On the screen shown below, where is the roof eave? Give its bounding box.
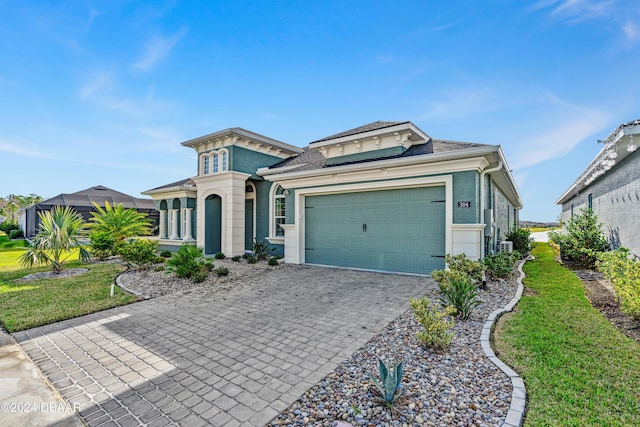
[309,121,430,149]
[181,128,304,154]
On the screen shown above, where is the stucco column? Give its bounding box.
[169,209,179,240]
[158,210,167,239]
[183,208,193,240]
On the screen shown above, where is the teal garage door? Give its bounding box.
[304,186,446,274]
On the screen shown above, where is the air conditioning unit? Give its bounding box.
[499,241,513,253]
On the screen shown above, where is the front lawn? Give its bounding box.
[493,243,640,426]
[0,257,138,332]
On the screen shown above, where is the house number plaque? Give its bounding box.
[457,201,472,208]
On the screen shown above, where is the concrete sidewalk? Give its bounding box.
[0,328,84,427]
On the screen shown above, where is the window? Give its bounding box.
[203,156,210,175]
[274,185,286,237]
[221,151,228,171]
[588,194,593,209]
[213,154,219,173]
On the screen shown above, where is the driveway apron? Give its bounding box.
[13,265,433,427]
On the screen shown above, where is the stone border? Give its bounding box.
[480,255,533,427]
[114,270,152,300]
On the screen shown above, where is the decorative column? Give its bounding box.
[159,210,167,239]
[183,208,193,240]
[169,209,179,239]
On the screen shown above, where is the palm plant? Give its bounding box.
[19,206,91,273]
[88,201,152,242]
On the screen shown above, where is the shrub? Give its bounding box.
[116,239,158,270]
[246,256,257,264]
[410,297,456,350]
[214,267,229,277]
[154,264,165,272]
[483,251,520,279]
[89,231,116,260]
[367,358,405,406]
[88,201,152,241]
[439,277,482,320]
[550,208,609,268]
[268,256,279,266]
[0,220,19,234]
[597,249,640,319]
[191,268,209,283]
[165,244,213,282]
[8,228,24,239]
[252,240,275,260]
[231,255,242,262]
[214,252,226,260]
[505,225,533,257]
[431,253,484,285]
[160,250,172,258]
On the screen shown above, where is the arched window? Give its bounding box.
[273,185,286,237]
[221,150,228,171]
[213,154,219,173]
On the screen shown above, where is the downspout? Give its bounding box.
[480,161,503,259]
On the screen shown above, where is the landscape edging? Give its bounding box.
[480,255,533,427]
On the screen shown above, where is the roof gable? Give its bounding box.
[38,186,156,210]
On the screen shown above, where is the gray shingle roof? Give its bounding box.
[37,186,156,210]
[311,121,410,143]
[145,178,196,192]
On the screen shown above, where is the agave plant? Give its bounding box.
[367,358,405,406]
[19,206,91,273]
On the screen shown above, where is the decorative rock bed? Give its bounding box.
[271,276,520,427]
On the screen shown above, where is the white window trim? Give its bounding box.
[200,148,230,176]
[267,183,286,244]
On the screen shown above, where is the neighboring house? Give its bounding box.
[557,118,640,255]
[143,121,522,275]
[21,185,159,238]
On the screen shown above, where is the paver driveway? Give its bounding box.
[13,265,433,427]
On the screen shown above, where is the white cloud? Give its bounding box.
[0,139,62,160]
[79,72,112,99]
[422,87,501,120]
[509,102,611,170]
[622,21,639,41]
[532,0,615,22]
[132,27,188,72]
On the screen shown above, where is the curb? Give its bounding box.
[114,270,151,300]
[480,255,533,427]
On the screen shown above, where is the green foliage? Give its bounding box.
[505,225,533,257]
[214,252,226,260]
[19,206,91,273]
[8,229,24,239]
[0,220,19,234]
[165,243,213,282]
[0,194,42,223]
[432,254,484,285]
[231,255,242,262]
[242,253,250,259]
[252,239,275,260]
[410,297,456,350]
[483,251,521,279]
[246,256,257,264]
[268,256,279,266]
[549,208,609,268]
[439,277,482,320]
[597,249,640,319]
[160,250,172,258]
[214,267,229,277]
[116,239,158,270]
[367,358,405,406]
[89,231,116,260]
[88,201,152,242]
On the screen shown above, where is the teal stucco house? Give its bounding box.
[143,121,522,275]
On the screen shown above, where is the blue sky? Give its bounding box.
[1,0,639,222]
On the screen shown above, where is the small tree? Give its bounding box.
[550,207,609,268]
[88,201,152,242]
[19,206,91,273]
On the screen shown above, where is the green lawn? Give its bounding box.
[494,243,640,426]
[0,244,139,332]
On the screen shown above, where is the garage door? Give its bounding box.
[304,186,446,274]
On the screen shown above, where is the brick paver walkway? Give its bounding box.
[13,265,432,426]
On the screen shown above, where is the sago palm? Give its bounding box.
[88,201,152,241]
[20,206,91,273]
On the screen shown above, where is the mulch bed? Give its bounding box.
[573,269,640,345]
